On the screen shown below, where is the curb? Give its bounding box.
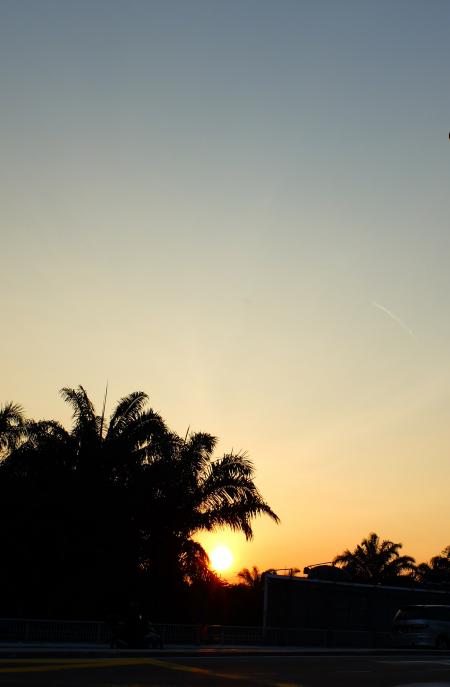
[0,646,446,659]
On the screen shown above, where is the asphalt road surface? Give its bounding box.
[2,654,450,687]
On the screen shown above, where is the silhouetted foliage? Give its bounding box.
[0,402,24,455]
[237,565,263,589]
[227,565,283,625]
[333,532,416,584]
[416,546,450,586]
[0,387,279,621]
[237,565,282,589]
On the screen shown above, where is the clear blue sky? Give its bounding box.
[1,1,450,574]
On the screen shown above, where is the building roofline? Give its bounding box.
[265,574,450,595]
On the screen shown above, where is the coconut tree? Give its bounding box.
[1,386,168,479]
[0,387,279,617]
[135,430,279,608]
[417,546,450,585]
[237,565,292,588]
[58,386,168,477]
[333,532,416,583]
[0,386,170,616]
[237,566,263,589]
[0,402,25,456]
[138,430,279,551]
[6,390,278,562]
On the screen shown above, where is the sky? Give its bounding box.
[1,0,450,580]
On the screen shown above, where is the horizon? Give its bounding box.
[2,383,447,580]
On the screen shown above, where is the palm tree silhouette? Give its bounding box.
[58,386,168,475]
[2,386,168,491]
[237,565,283,589]
[417,546,450,585]
[138,430,279,590]
[21,389,278,546]
[237,566,263,588]
[0,402,24,455]
[333,532,416,583]
[149,432,279,538]
[0,386,279,616]
[0,387,170,613]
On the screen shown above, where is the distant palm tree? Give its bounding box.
[333,532,416,583]
[237,565,283,589]
[417,546,450,585]
[238,566,262,588]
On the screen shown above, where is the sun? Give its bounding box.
[210,545,233,572]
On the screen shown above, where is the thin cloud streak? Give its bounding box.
[372,301,417,340]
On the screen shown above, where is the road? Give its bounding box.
[2,654,450,686]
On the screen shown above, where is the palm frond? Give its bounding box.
[60,386,98,435]
[178,432,217,476]
[24,419,70,446]
[334,532,415,582]
[107,391,149,438]
[0,402,25,452]
[237,566,261,587]
[0,402,24,427]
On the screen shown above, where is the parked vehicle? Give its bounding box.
[392,605,450,649]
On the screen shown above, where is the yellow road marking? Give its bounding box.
[0,659,112,666]
[0,658,199,673]
[0,656,306,685]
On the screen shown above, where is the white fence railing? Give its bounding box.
[0,618,391,648]
[0,618,111,643]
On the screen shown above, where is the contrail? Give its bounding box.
[372,301,416,340]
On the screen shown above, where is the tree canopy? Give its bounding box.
[0,386,279,620]
[416,546,450,585]
[333,532,416,583]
